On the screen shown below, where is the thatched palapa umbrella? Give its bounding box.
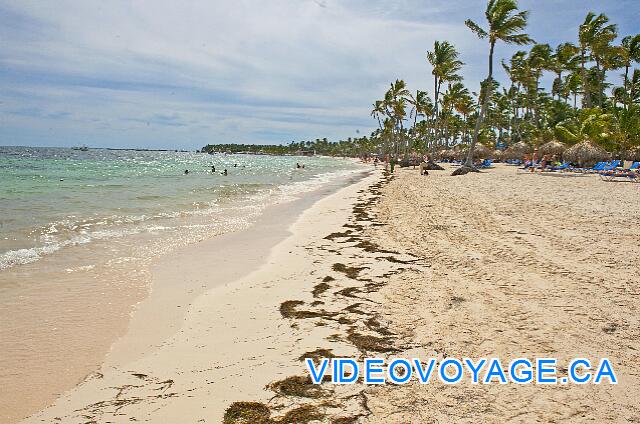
[622,147,640,161]
[439,149,455,160]
[453,148,467,160]
[538,140,567,157]
[492,149,503,160]
[562,140,611,167]
[502,141,531,160]
[471,144,492,159]
[433,149,447,160]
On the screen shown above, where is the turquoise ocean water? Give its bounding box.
[0,146,362,271]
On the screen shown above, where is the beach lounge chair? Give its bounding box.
[598,160,621,173]
[602,161,638,173]
[585,161,607,173]
[565,161,600,173]
[600,167,640,183]
[577,161,613,174]
[600,161,640,182]
[601,172,639,183]
[542,162,570,172]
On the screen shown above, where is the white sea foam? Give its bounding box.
[0,161,366,271]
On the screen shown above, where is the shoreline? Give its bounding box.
[1,161,369,423]
[20,167,377,423]
[103,169,371,367]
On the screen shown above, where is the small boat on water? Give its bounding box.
[72,145,89,151]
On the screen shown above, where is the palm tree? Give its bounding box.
[407,90,425,125]
[382,80,411,155]
[629,69,640,107]
[565,70,582,108]
[370,101,385,130]
[408,90,433,133]
[527,44,553,136]
[457,0,533,174]
[621,35,640,109]
[427,41,463,148]
[578,12,617,108]
[502,51,529,142]
[549,43,579,101]
[427,41,464,117]
[450,84,474,144]
[599,45,624,107]
[441,82,470,147]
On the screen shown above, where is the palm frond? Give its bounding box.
[503,34,535,45]
[465,19,488,39]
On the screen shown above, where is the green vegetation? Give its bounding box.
[370,0,640,174]
[200,139,372,157]
[205,1,640,174]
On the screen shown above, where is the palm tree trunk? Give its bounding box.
[596,60,603,108]
[434,77,439,117]
[624,63,630,110]
[581,48,591,108]
[464,41,495,168]
[433,78,441,147]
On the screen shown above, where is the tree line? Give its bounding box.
[200,138,368,156]
[370,0,640,173]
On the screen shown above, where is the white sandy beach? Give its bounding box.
[20,163,640,423]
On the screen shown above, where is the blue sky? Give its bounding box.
[0,0,638,150]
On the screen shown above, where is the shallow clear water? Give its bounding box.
[0,145,368,421]
[0,146,361,270]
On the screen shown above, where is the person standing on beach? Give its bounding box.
[390,155,396,173]
[419,158,429,175]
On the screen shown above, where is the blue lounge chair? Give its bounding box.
[589,162,607,172]
[605,160,621,170]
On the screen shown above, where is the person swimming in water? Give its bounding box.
[184,169,189,175]
[222,169,228,176]
[211,165,216,173]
